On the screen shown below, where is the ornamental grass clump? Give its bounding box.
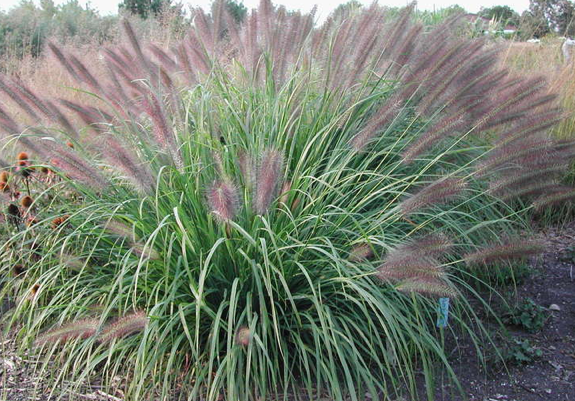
[0,1,573,400]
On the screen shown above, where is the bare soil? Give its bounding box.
[1,223,575,401]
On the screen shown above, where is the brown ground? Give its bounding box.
[1,223,575,401]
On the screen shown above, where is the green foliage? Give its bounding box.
[0,0,116,60]
[479,5,521,26]
[118,0,174,19]
[522,0,575,38]
[503,298,549,333]
[499,337,543,365]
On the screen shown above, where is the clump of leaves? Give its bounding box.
[499,338,543,366]
[503,298,549,333]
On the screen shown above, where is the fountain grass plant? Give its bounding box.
[0,1,573,400]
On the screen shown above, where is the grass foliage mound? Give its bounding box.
[1,1,572,400]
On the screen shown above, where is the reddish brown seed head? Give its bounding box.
[51,215,70,229]
[0,171,8,183]
[17,152,29,161]
[20,196,33,208]
[13,264,25,276]
[7,204,20,217]
[66,142,74,149]
[0,182,10,193]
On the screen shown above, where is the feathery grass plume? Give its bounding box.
[399,178,466,216]
[48,42,81,82]
[533,187,575,211]
[43,141,109,191]
[0,76,41,123]
[396,278,457,298]
[104,220,134,240]
[392,233,453,259]
[498,180,560,202]
[254,149,284,215]
[98,310,148,343]
[207,179,239,222]
[488,166,567,198]
[348,243,374,262]
[101,136,155,195]
[475,138,554,177]
[141,93,183,169]
[122,19,153,77]
[350,95,403,151]
[464,239,546,266]
[35,318,100,346]
[235,326,251,347]
[401,114,467,164]
[130,242,160,260]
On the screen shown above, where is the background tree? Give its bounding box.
[118,0,172,19]
[526,0,575,36]
[479,5,521,26]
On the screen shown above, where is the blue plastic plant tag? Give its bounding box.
[436,297,450,328]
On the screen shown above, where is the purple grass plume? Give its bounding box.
[395,278,457,298]
[235,326,251,347]
[35,318,100,346]
[98,310,148,343]
[533,186,575,211]
[254,149,284,215]
[348,242,375,262]
[399,178,466,216]
[464,239,546,266]
[207,179,240,222]
[376,233,454,297]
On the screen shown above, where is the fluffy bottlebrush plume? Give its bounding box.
[238,151,255,188]
[130,242,161,260]
[104,220,134,240]
[350,96,403,151]
[45,142,109,192]
[35,318,100,346]
[98,310,148,343]
[254,149,284,215]
[376,233,452,297]
[399,178,466,216]
[464,239,545,266]
[348,242,374,262]
[101,136,156,195]
[475,138,554,177]
[0,76,41,123]
[533,187,575,211]
[235,326,251,347]
[207,179,239,222]
[401,114,467,164]
[122,20,153,77]
[48,42,81,82]
[488,166,567,199]
[141,94,183,169]
[395,278,457,298]
[498,181,559,202]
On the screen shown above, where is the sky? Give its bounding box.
[0,0,531,19]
